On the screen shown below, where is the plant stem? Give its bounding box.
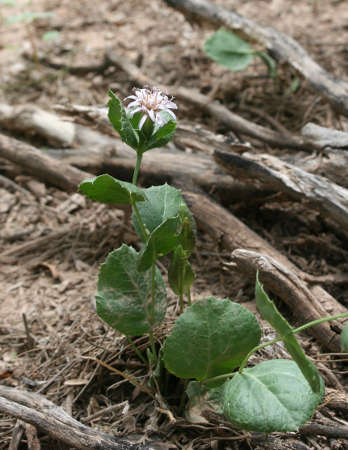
[131,199,148,241]
[132,151,143,185]
[201,371,237,386]
[126,335,147,365]
[186,289,192,306]
[148,331,157,366]
[179,292,184,314]
[238,311,348,373]
[292,312,348,334]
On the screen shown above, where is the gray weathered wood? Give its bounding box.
[214,150,348,233]
[164,0,348,115]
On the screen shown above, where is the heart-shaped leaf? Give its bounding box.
[108,90,139,150]
[163,297,261,382]
[255,275,322,394]
[137,216,181,271]
[79,174,145,204]
[96,244,167,336]
[204,29,255,72]
[222,359,324,432]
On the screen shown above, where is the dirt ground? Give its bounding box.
[0,0,348,449]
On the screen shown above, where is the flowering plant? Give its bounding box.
[79,88,348,433]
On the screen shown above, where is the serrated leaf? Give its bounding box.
[163,297,261,382]
[204,29,255,72]
[108,90,139,150]
[96,244,167,336]
[255,274,322,394]
[168,245,195,295]
[223,359,324,432]
[79,174,145,204]
[341,322,348,351]
[137,216,181,271]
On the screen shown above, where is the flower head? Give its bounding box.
[125,87,177,130]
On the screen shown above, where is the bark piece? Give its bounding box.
[164,0,348,115]
[214,150,348,233]
[230,249,344,352]
[0,386,153,450]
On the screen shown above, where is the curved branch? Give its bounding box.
[165,0,348,115]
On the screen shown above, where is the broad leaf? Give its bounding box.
[137,216,181,271]
[255,274,322,394]
[96,244,167,336]
[222,359,324,432]
[163,297,261,382]
[204,29,254,72]
[79,174,145,204]
[168,245,195,295]
[341,321,348,351]
[145,119,177,151]
[133,184,191,236]
[108,90,139,150]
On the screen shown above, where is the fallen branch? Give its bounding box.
[214,150,348,233]
[105,50,312,150]
[0,386,152,450]
[230,249,345,351]
[0,132,345,351]
[164,0,348,115]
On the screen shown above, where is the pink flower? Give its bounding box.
[125,87,177,129]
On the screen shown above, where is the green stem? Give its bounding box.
[292,312,348,334]
[132,151,143,185]
[151,256,156,322]
[201,371,237,386]
[126,335,147,365]
[179,292,184,314]
[148,330,157,366]
[131,199,148,241]
[239,311,348,374]
[186,289,192,306]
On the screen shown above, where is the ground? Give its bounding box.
[0,0,347,449]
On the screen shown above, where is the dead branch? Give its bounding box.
[302,123,348,150]
[0,386,152,450]
[230,249,345,351]
[214,150,348,233]
[0,132,345,351]
[164,0,348,116]
[105,50,313,151]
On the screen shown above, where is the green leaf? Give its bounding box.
[79,174,145,204]
[145,119,177,151]
[137,216,181,272]
[204,29,255,72]
[168,245,195,295]
[42,30,60,41]
[255,274,322,394]
[163,297,261,382]
[133,184,185,234]
[341,321,348,351]
[222,359,324,432]
[6,11,54,24]
[178,212,196,255]
[96,244,167,336]
[108,90,139,150]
